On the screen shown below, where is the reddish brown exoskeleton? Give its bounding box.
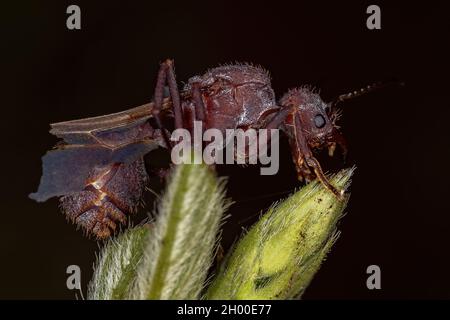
[30,59,389,239]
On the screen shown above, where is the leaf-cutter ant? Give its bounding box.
[30,59,398,238]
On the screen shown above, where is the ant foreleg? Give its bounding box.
[293,112,344,200]
[305,157,344,200]
[264,106,292,129]
[329,127,348,162]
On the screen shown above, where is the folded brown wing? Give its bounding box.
[29,102,168,202]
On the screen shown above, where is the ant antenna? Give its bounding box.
[330,79,405,108]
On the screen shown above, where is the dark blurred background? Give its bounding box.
[1,1,449,299]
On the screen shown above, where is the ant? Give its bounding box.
[31,59,399,238]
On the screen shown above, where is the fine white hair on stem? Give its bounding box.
[87,225,150,300]
[131,162,231,299]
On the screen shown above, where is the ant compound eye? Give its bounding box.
[314,114,326,128]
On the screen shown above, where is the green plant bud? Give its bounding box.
[206,168,354,300]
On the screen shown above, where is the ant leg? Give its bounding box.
[305,157,344,200]
[152,59,184,148]
[264,106,292,129]
[251,106,292,165]
[191,82,206,121]
[164,60,183,130]
[153,61,172,148]
[189,81,208,155]
[330,128,348,162]
[258,106,292,153]
[293,112,344,200]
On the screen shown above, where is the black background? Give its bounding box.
[1,1,449,299]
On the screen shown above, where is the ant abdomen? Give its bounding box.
[59,159,149,239]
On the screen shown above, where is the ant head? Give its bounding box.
[280,87,337,141]
[279,80,403,159]
[279,86,347,159]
